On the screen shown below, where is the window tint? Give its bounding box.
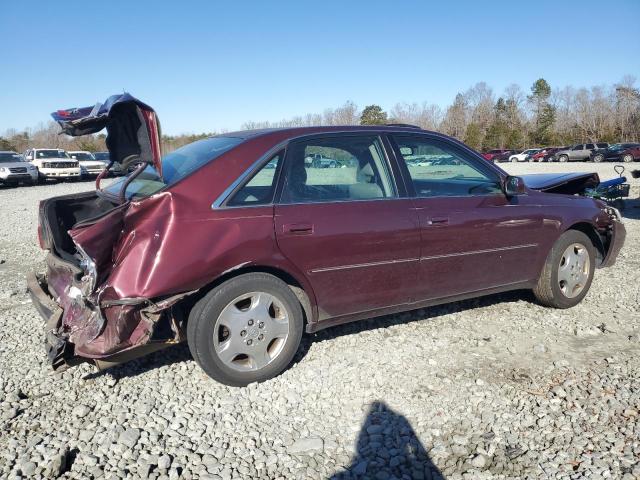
[393,135,502,197]
[585,143,595,150]
[596,143,608,148]
[280,136,395,203]
[228,153,281,206]
[573,145,584,150]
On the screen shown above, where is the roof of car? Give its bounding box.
[217,125,437,140]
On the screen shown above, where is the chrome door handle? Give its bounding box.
[427,216,449,226]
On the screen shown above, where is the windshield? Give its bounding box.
[36,150,68,159]
[94,152,109,161]
[0,153,22,163]
[69,152,95,161]
[103,136,243,199]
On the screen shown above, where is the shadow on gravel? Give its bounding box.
[619,197,640,220]
[295,289,531,364]
[85,290,531,381]
[83,343,192,381]
[331,401,443,479]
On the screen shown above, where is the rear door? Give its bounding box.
[273,134,420,320]
[389,134,546,300]
[570,144,584,160]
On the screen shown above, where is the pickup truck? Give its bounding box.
[23,148,81,181]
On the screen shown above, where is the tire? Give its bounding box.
[558,155,569,162]
[510,156,517,162]
[533,230,596,309]
[592,154,604,163]
[187,273,304,386]
[623,154,634,163]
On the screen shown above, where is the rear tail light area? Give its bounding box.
[37,224,45,249]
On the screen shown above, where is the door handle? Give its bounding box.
[283,223,314,234]
[427,216,449,226]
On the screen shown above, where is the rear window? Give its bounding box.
[103,136,243,200]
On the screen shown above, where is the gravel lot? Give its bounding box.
[1,164,638,480]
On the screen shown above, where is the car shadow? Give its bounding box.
[85,289,530,381]
[330,401,444,479]
[619,197,640,220]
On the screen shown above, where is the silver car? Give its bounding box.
[0,151,39,186]
[555,143,609,162]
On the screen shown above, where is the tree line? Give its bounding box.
[2,76,638,155]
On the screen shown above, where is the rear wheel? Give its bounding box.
[558,155,569,162]
[592,154,604,163]
[533,230,595,308]
[187,273,304,386]
[623,154,634,163]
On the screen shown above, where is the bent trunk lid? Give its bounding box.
[51,93,163,176]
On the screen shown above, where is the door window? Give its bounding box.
[228,152,282,206]
[573,145,584,150]
[585,143,595,150]
[280,136,396,203]
[392,135,502,197]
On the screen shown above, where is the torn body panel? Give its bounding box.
[521,172,600,194]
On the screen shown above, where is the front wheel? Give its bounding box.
[187,273,304,386]
[558,155,569,162]
[510,156,518,162]
[533,230,595,309]
[623,154,634,163]
[592,154,604,163]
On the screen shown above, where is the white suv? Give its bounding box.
[67,151,109,178]
[24,149,81,181]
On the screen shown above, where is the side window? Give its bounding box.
[227,153,282,206]
[573,145,584,151]
[280,136,396,203]
[392,135,502,197]
[585,143,595,150]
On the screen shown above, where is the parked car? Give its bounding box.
[492,150,518,163]
[555,143,609,162]
[94,151,124,175]
[28,94,626,386]
[0,151,39,186]
[23,148,81,181]
[67,151,108,178]
[591,143,640,163]
[508,149,542,162]
[481,149,511,161]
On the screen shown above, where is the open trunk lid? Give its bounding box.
[51,93,162,178]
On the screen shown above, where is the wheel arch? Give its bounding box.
[565,221,605,265]
[185,265,316,327]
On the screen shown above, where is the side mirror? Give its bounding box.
[504,175,526,196]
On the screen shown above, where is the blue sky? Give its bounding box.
[2,0,639,135]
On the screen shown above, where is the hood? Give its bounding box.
[0,162,35,169]
[51,93,162,177]
[521,172,600,195]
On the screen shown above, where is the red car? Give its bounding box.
[481,149,512,161]
[28,95,626,386]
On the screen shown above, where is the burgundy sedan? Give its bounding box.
[28,95,625,386]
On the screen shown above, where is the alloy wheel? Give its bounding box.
[213,292,290,372]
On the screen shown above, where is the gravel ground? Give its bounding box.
[0,166,638,480]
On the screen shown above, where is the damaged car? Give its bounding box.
[28,94,626,386]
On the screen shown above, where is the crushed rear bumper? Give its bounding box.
[26,271,84,371]
[600,219,626,268]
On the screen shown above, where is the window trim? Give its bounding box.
[211,141,289,209]
[225,150,285,208]
[275,133,400,206]
[389,133,505,200]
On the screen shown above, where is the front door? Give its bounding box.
[390,134,546,301]
[274,134,420,320]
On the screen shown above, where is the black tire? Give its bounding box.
[187,273,304,386]
[592,154,604,163]
[533,230,596,309]
[558,155,569,163]
[623,154,634,163]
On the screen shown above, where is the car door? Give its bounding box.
[569,144,584,160]
[584,144,595,160]
[273,134,420,320]
[389,134,547,301]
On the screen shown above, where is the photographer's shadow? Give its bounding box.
[331,401,444,480]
